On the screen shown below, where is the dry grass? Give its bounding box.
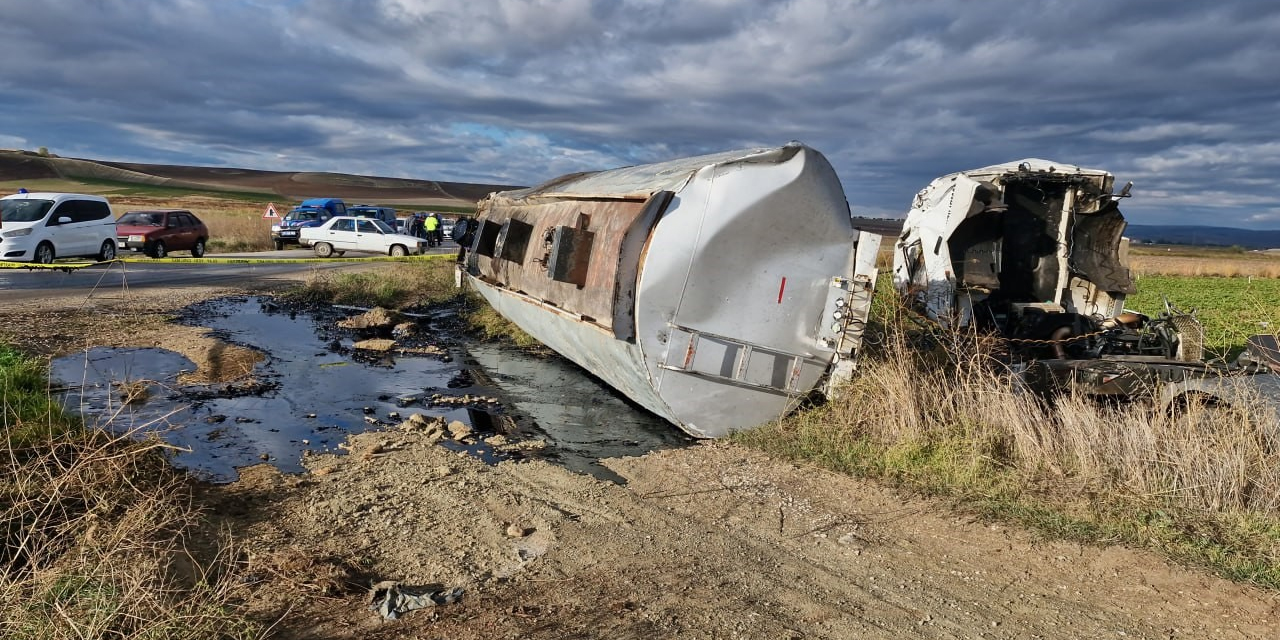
[1,342,265,639]
[1129,245,1280,278]
[0,428,265,639]
[285,257,458,309]
[737,301,1280,586]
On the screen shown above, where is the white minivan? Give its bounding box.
[0,192,118,263]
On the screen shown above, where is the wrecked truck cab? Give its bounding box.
[463,143,882,438]
[893,159,1136,353]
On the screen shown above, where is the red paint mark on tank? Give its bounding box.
[777,277,787,303]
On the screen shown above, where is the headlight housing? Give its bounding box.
[2,227,32,238]
[271,224,281,232]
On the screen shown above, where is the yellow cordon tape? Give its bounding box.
[0,253,452,270]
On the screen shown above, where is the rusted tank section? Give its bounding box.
[464,143,882,438]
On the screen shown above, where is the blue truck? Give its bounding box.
[272,198,347,250]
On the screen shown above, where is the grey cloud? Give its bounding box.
[0,0,1278,228]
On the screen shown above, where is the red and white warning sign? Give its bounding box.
[263,203,279,219]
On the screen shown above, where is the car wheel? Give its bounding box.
[98,239,117,262]
[274,240,284,251]
[149,240,167,259]
[389,245,408,257]
[33,242,55,264]
[191,238,206,258]
[314,242,334,258]
[334,251,346,257]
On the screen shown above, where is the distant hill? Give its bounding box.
[0,149,523,206]
[852,217,1280,250]
[1123,225,1280,250]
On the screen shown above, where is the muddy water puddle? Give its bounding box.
[52,296,689,482]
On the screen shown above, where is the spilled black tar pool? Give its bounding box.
[52,296,691,483]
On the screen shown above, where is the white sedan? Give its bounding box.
[299,216,429,257]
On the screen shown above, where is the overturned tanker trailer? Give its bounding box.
[462,143,882,438]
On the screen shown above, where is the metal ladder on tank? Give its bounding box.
[658,323,827,395]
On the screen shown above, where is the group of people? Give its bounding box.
[407,211,445,247]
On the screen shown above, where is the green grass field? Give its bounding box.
[1126,275,1280,358]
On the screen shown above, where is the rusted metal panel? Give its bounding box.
[473,197,648,329]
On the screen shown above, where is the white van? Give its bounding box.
[0,192,118,263]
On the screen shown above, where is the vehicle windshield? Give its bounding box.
[371,219,395,233]
[118,211,164,226]
[285,209,321,222]
[1,199,54,223]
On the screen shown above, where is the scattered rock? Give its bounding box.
[447,420,473,440]
[352,338,397,352]
[506,523,533,538]
[205,414,227,424]
[338,307,401,330]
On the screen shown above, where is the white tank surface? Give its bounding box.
[463,143,882,438]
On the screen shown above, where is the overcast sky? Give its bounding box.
[2,0,1278,228]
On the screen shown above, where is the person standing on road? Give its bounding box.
[431,212,445,246]
[424,213,439,248]
[409,213,425,240]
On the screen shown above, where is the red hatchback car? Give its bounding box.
[115,209,210,258]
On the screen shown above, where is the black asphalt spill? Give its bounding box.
[51,296,690,483]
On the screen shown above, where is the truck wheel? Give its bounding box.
[274,240,284,251]
[389,245,408,257]
[314,242,334,258]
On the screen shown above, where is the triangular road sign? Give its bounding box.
[263,203,280,219]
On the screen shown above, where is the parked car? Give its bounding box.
[299,216,429,257]
[271,197,347,250]
[347,205,399,227]
[0,192,118,263]
[115,209,209,258]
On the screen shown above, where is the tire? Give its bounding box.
[274,240,284,251]
[191,238,206,258]
[314,242,334,258]
[98,239,117,262]
[389,245,408,257]
[33,242,55,264]
[149,240,167,259]
[334,251,346,257]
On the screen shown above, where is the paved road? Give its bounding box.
[0,246,457,301]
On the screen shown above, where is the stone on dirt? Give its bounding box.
[447,420,473,440]
[352,338,397,352]
[338,307,402,330]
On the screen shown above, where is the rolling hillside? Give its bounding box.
[0,149,522,206]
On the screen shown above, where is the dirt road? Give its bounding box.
[5,280,1279,639]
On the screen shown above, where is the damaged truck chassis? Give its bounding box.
[892,159,1280,410]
